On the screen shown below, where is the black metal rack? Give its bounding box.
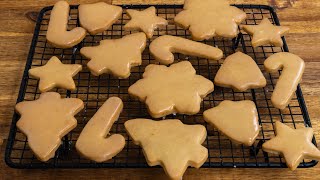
[5,4,317,169]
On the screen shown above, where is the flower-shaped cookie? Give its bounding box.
[128,61,214,118]
[174,0,246,40]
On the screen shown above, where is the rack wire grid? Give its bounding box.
[5,4,317,169]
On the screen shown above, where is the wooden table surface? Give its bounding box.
[1,0,320,179]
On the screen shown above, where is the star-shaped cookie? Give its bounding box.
[174,0,247,40]
[203,100,260,146]
[214,52,266,91]
[125,119,208,180]
[242,18,289,47]
[263,121,320,170]
[29,56,82,92]
[15,92,84,162]
[128,61,214,118]
[80,33,146,78]
[124,6,168,38]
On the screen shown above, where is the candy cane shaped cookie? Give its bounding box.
[264,52,305,109]
[46,1,86,48]
[150,35,223,65]
[76,97,125,162]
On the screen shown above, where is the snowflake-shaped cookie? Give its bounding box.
[174,0,246,40]
[128,61,214,118]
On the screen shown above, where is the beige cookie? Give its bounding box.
[128,61,214,118]
[214,52,266,91]
[174,0,246,40]
[203,100,259,146]
[28,56,82,92]
[124,6,168,38]
[76,97,125,162]
[242,18,289,47]
[149,35,223,65]
[15,92,84,162]
[264,52,305,109]
[263,121,320,170]
[46,1,86,48]
[79,2,122,35]
[80,33,146,78]
[125,119,208,180]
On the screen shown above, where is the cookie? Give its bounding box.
[263,121,320,170]
[264,52,305,109]
[76,97,125,162]
[125,119,208,180]
[203,100,259,146]
[149,35,223,65]
[214,52,266,91]
[28,56,82,92]
[128,61,214,118]
[80,33,146,78]
[174,0,246,40]
[46,1,86,48]
[242,18,289,47]
[79,2,122,35]
[15,92,84,162]
[124,6,168,38]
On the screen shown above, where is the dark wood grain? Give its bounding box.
[1,0,320,179]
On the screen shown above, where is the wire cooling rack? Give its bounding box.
[5,4,317,169]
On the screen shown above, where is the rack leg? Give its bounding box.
[232,32,243,50]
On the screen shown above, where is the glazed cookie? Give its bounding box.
[128,61,214,118]
[80,33,146,78]
[15,92,84,162]
[79,2,122,35]
[125,119,208,180]
[149,35,223,65]
[174,0,246,40]
[46,1,86,48]
[242,18,289,47]
[263,121,320,170]
[29,56,82,92]
[204,100,259,146]
[264,52,305,109]
[76,97,125,162]
[214,52,266,91]
[124,6,168,38]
